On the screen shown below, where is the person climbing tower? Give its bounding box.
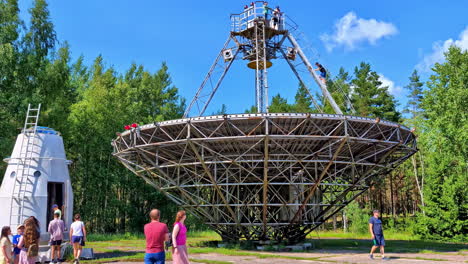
[315,62,327,83]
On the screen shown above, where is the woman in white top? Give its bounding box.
[69,214,86,264]
[0,226,13,264]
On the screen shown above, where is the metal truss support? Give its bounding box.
[113,113,417,242]
[183,36,240,118]
[287,33,343,115]
[254,19,269,113]
[279,48,323,113]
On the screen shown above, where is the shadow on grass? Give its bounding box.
[195,238,467,254]
[94,250,142,259]
[310,238,467,253]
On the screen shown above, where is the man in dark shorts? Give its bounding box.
[144,209,169,264]
[314,62,327,83]
[48,211,65,263]
[369,210,387,260]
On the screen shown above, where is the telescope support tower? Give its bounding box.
[183,2,343,117]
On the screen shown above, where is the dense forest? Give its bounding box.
[0,0,466,241]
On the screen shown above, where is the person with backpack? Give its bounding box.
[171,211,189,264]
[18,218,40,264]
[49,211,65,264]
[70,214,86,264]
[0,226,13,264]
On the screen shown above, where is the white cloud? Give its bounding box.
[320,12,398,52]
[379,74,403,96]
[417,26,468,72]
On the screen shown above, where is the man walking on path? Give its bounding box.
[49,211,65,264]
[369,210,387,260]
[144,209,169,264]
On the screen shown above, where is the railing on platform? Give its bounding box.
[230,1,297,33]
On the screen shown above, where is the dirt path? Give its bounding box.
[110,250,466,264]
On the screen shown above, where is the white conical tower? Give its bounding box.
[0,105,73,238]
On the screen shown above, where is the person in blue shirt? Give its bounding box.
[314,62,327,84]
[12,225,25,264]
[262,2,269,20]
[369,210,387,260]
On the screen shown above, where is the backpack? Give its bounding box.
[27,243,39,257]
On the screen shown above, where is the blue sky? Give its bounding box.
[18,0,468,116]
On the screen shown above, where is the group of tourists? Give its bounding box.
[242,2,283,30]
[0,206,86,264]
[1,206,385,264]
[144,209,189,264]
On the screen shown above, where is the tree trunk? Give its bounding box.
[333,214,337,231]
[390,173,395,217]
[343,211,347,232]
[412,155,425,215]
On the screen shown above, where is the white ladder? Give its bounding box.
[9,104,41,229]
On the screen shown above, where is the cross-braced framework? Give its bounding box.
[113,2,417,242]
[183,1,342,117]
[113,113,417,242]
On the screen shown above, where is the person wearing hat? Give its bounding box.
[12,225,24,264]
[51,204,62,219]
[369,209,388,260]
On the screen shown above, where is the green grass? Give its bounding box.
[312,238,467,253]
[188,247,337,262]
[308,229,414,240]
[83,230,467,263]
[87,232,145,242]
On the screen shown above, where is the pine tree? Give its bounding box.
[404,70,424,118]
[324,67,352,114]
[351,62,401,122]
[293,83,316,113]
[214,104,228,115]
[415,46,468,241]
[268,94,294,113]
[26,0,56,59]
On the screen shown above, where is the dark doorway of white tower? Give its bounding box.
[47,182,64,227]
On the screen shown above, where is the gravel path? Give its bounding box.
[109,250,467,264]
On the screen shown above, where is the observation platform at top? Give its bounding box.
[230,1,297,38]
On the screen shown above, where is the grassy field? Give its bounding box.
[82,230,467,263]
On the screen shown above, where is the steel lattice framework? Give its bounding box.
[113,2,417,242]
[113,113,417,242]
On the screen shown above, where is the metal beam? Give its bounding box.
[287,33,344,115]
[291,137,348,223]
